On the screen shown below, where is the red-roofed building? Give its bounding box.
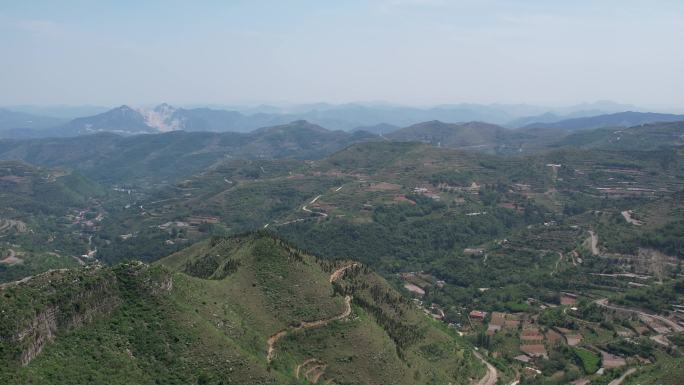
[469,310,487,319]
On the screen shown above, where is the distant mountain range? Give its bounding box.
[553,121,684,150]
[0,116,682,186]
[0,120,379,185]
[0,108,66,133]
[4,105,110,119]
[387,121,508,150]
[0,104,285,138]
[2,101,675,139]
[522,111,684,131]
[379,118,684,154]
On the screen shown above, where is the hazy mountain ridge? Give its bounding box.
[388,120,510,149]
[55,105,157,136]
[553,120,684,150]
[523,111,684,131]
[2,119,682,187]
[0,101,663,139]
[0,121,379,185]
[0,109,66,133]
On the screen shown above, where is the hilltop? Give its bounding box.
[0,232,481,384]
[553,121,684,150]
[387,121,510,151]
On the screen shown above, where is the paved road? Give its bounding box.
[595,298,684,333]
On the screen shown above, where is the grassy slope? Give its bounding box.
[0,160,104,217]
[159,232,483,385]
[1,233,481,385]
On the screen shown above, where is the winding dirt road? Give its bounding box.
[608,368,636,385]
[329,263,359,283]
[621,211,643,226]
[474,351,498,385]
[267,295,352,363]
[266,264,358,363]
[295,358,324,379]
[588,230,599,256]
[552,252,564,274]
[0,249,22,265]
[302,195,328,218]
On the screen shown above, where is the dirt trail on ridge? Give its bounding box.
[329,263,359,283]
[266,263,359,363]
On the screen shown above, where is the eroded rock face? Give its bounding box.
[3,263,172,366]
[157,275,173,293]
[17,306,58,366]
[15,273,121,366]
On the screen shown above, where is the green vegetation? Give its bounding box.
[0,232,481,384]
[639,220,684,257]
[573,348,600,374]
[612,279,684,313]
[624,354,684,385]
[1,132,684,385]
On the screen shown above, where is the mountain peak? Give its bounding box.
[153,103,175,113]
[523,110,684,131]
[56,105,154,136]
[113,105,136,113]
[132,104,180,132]
[253,120,330,135]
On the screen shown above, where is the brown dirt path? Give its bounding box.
[588,230,599,255]
[296,358,324,379]
[329,263,359,283]
[608,368,636,385]
[474,351,498,385]
[267,263,359,363]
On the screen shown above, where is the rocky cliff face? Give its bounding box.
[13,268,121,366]
[17,306,58,366]
[1,263,172,366]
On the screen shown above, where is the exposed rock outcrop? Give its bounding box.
[2,263,172,366]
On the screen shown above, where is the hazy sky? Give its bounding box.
[1,0,683,108]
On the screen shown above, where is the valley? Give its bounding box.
[0,118,682,385]
[4,1,684,383]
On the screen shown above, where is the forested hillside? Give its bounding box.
[0,232,481,385]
